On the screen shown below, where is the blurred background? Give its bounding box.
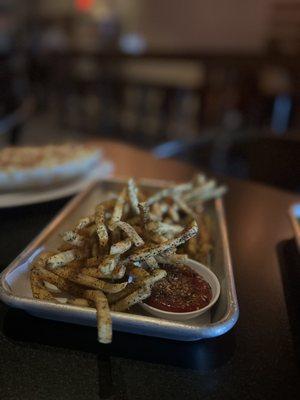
[1,0,300,191]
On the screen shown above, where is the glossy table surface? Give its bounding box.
[0,141,299,400]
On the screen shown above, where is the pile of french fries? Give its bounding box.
[30,175,226,343]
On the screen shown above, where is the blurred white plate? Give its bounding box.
[0,161,114,208]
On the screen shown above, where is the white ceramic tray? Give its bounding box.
[0,178,239,341]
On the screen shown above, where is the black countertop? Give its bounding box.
[0,177,299,400]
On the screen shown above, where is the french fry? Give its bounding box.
[193,173,206,186]
[146,183,192,205]
[53,267,127,293]
[126,221,198,262]
[144,256,159,269]
[75,215,95,231]
[156,253,188,264]
[44,281,61,293]
[109,188,127,229]
[30,269,57,302]
[111,269,166,311]
[167,204,180,222]
[129,266,150,280]
[82,263,126,280]
[106,282,140,304]
[62,230,85,247]
[146,221,183,235]
[99,255,119,275]
[110,285,151,312]
[35,266,84,297]
[150,233,168,244]
[173,197,195,218]
[47,250,81,269]
[151,202,168,219]
[110,238,132,255]
[128,178,140,215]
[84,290,112,344]
[95,204,108,248]
[162,248,176,256]
[198,186,227,201]
[115,221,144,247]
[138,202,151,224]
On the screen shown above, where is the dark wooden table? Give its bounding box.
[0,141,299,400]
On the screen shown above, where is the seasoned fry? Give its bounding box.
[75,215,94,231]
[128,178,140,215]
[146,221,183,235]
[111,286,151,311]
[109,187,127,229]
[111,269,166,311]
[138,202,151,224]
[167,204,180,222]
[37,259,124,295]
[126,221,198,262]
[110,238,132,255]
[186,236,198,257]
[44,281,61,293]
[85,290,112,344]
[146,183,192,205]
[193,173,206,186]
[156,253,188,264]
[107,267,162,305]
[197,186,227,201]
[106,282,140,304]
[47,250,78,269]
[62,230,85,247]
[53,268,127,293]
[151,202,168,219]
[183,179,217,202]
[129,266,150,280]
[30,269,57,302]
[35,266,85,297]
[99,255,119,275]
[115,221,144,247]
[144,256,159,269]
[111,263,127,279]
[95,204,108,248]
[173,197,195,217]
[150,233,168,244]
[82,263,126,280]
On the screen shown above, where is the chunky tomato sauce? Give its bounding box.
[145,264,212,312]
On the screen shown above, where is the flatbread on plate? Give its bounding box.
[0,144,101,191]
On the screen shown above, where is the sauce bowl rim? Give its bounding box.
[140,259,221,319]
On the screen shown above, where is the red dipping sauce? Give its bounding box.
[145,264,212,313]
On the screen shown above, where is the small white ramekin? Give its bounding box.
[140,259,220,321]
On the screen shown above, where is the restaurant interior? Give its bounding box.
[1,0,300,190]
[0,1,299,400]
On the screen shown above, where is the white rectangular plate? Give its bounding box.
[0,178,239,341]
